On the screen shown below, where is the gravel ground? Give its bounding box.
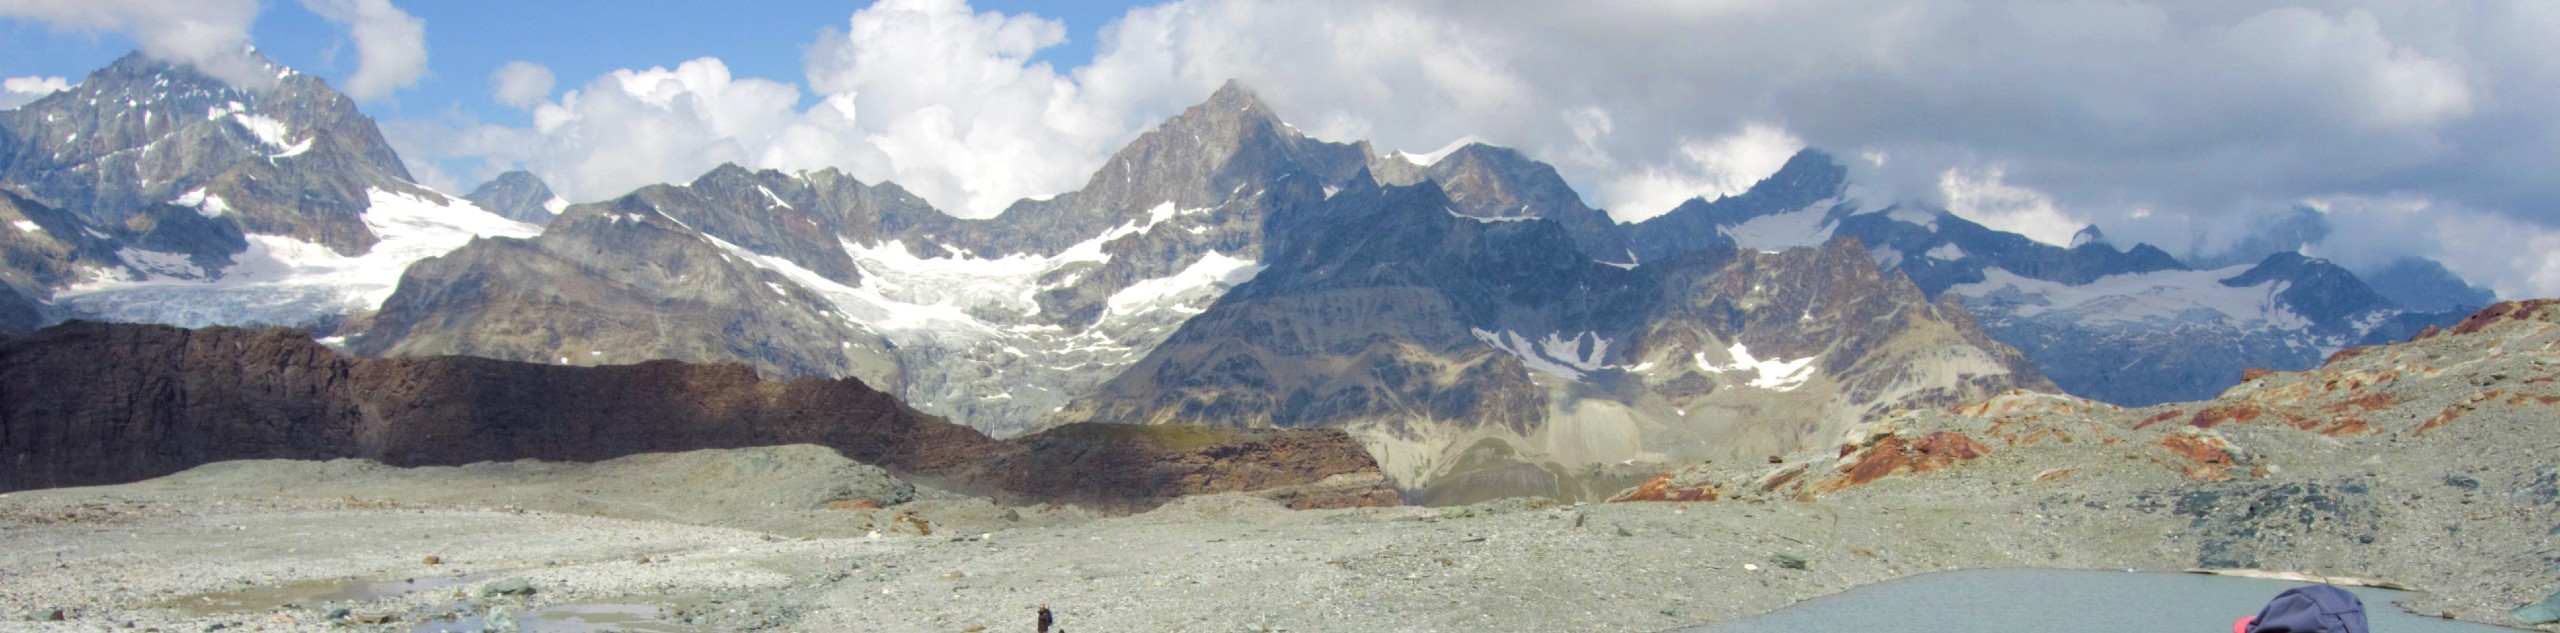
[1,444,2550,633]
[7,311,2559,632]
[0,456,2205,633]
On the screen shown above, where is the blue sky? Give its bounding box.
[6,1,2560,297]
[0,0,1131,127]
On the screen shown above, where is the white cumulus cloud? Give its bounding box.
[1601,124,1807,223]
[1937,167,2082,247]
[489,60,554,109]
[0,75,72,109]
[381,0,2560,295]
[296,0,427,102]
[0,0,269,87]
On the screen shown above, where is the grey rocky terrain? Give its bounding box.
[6,301,2555,632]
[461,170,564,226]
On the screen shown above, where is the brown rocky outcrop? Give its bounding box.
[0,321,1393,509]
[2419,298,2560,339]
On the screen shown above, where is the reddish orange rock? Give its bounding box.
[1611,473,1720,503]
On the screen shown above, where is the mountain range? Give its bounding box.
[0,53,2494,500]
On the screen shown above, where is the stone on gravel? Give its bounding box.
[481,578,535,597]
[322,606,349,620]
[1773,553,1809,570]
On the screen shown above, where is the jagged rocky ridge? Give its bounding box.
[1629,149,2482,406]
[0,320,1395,510]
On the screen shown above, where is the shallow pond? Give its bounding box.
[411,603,697,633]
[1688,569,2523,632]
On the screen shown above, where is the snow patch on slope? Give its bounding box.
[171,188,232,218]
[57,189,542,327]
[229,113,292,149]
[1883,206,1938,231]
[1106,251,1264,317]
[1695,342,1819,391]
[1394,136,1483,167]
[270,137,313,159]
[1720,199,1840,253]
[1473,329,1614,380]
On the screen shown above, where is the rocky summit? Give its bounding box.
[461,170,565,226]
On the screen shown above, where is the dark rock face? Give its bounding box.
[462,170,562,226]
[0,321,1392,509]
[0,285,39,335]
[937,423,1399,510]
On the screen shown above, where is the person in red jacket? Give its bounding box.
[1037,603,1054,633]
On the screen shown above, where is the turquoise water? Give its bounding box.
[1687,569,2523,632]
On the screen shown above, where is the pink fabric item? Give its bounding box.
[2235,616,2258,633]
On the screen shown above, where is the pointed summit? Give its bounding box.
[2069,224,2109,248]
[1206,79,1269,113]
[1048,79,1357,223]
[1423,143,1635,262]
[464,170,565,226]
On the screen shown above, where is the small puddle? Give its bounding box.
[411,603,699,633]
[162,574,484,616]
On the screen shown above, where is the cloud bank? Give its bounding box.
[0,0,269,87]
[296,0,427,101]
[0,75,71,109]
[489,61,554,109]
[0,0,427,101]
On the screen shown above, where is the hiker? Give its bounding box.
[2234,585,2368,633]
[1037,603,1054,633]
